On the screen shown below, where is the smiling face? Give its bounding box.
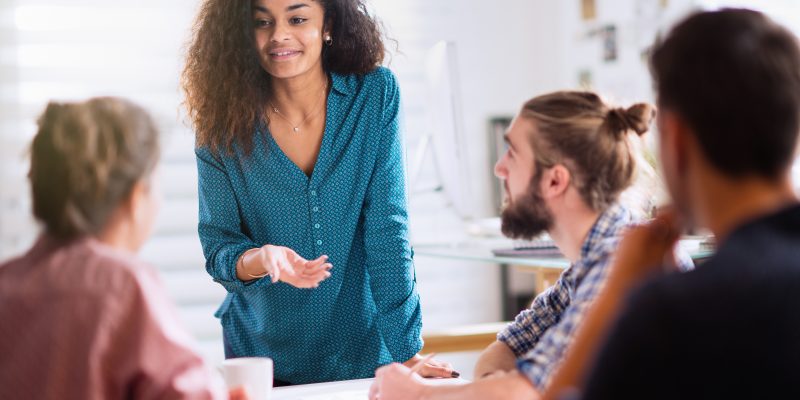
[252,0,328,80]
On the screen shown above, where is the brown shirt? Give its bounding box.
[0,236,227,399]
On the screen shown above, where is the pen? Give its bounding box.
[407,354,462,378]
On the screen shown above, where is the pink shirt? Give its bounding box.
[0,236,228,399]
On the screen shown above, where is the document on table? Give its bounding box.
[273,377,468,400]
[295,390,366,400]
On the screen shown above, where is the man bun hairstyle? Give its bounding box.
[605,104,656,139]
[522,91,655,212]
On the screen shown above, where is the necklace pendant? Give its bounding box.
[293,127,300,133]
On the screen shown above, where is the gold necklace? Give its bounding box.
[269,85,328,134]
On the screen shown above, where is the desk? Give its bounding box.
[414,237,713,319]
[414,238,569,270]
[414,238,566,320]
[272,377,468,399]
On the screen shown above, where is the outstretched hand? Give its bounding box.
[264,245,332,288]
[240,245,333,288]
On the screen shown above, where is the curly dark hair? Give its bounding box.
[182,0,386,156]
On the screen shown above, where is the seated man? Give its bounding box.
[547,9,800,400]
[370,90,691,399]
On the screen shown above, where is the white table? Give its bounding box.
[272,377,468,400]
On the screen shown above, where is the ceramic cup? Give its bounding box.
[222,357,273,400]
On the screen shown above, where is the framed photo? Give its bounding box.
[602,25,618,62]
[581,0,597,21]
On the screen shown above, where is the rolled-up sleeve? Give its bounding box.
[196,147,267,294]
[361,70,423,362]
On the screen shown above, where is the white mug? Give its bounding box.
[222,357,273,400]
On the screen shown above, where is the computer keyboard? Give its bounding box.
[512,238,558,250]
[492,238,562,257]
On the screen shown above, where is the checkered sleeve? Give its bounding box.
[515,253,612,388]
[497,267,572,357]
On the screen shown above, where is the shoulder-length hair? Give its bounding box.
[182,0,386,156]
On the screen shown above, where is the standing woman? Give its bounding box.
[182,0,452,384]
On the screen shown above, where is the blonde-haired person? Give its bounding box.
[0,98,246,400]
[369,91,692,400]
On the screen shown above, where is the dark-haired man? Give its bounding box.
[547,8,800,400]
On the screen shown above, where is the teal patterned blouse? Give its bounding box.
[195,67,422,384]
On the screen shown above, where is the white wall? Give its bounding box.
[0,0,226,362]
[374,0,572,219]
[561,0,698,106]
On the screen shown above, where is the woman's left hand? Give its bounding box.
[402,354,459,378]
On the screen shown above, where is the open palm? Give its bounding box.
[262,245,332,288]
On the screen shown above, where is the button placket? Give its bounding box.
[311,187,321,248]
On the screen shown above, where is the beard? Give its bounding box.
[500,172,554,240]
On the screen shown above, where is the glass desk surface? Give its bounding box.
[412,237,714,270]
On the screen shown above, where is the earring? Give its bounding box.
[324,35,333,46]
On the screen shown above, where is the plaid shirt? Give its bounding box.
[499,203,633,388]
[499,203,694,388]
